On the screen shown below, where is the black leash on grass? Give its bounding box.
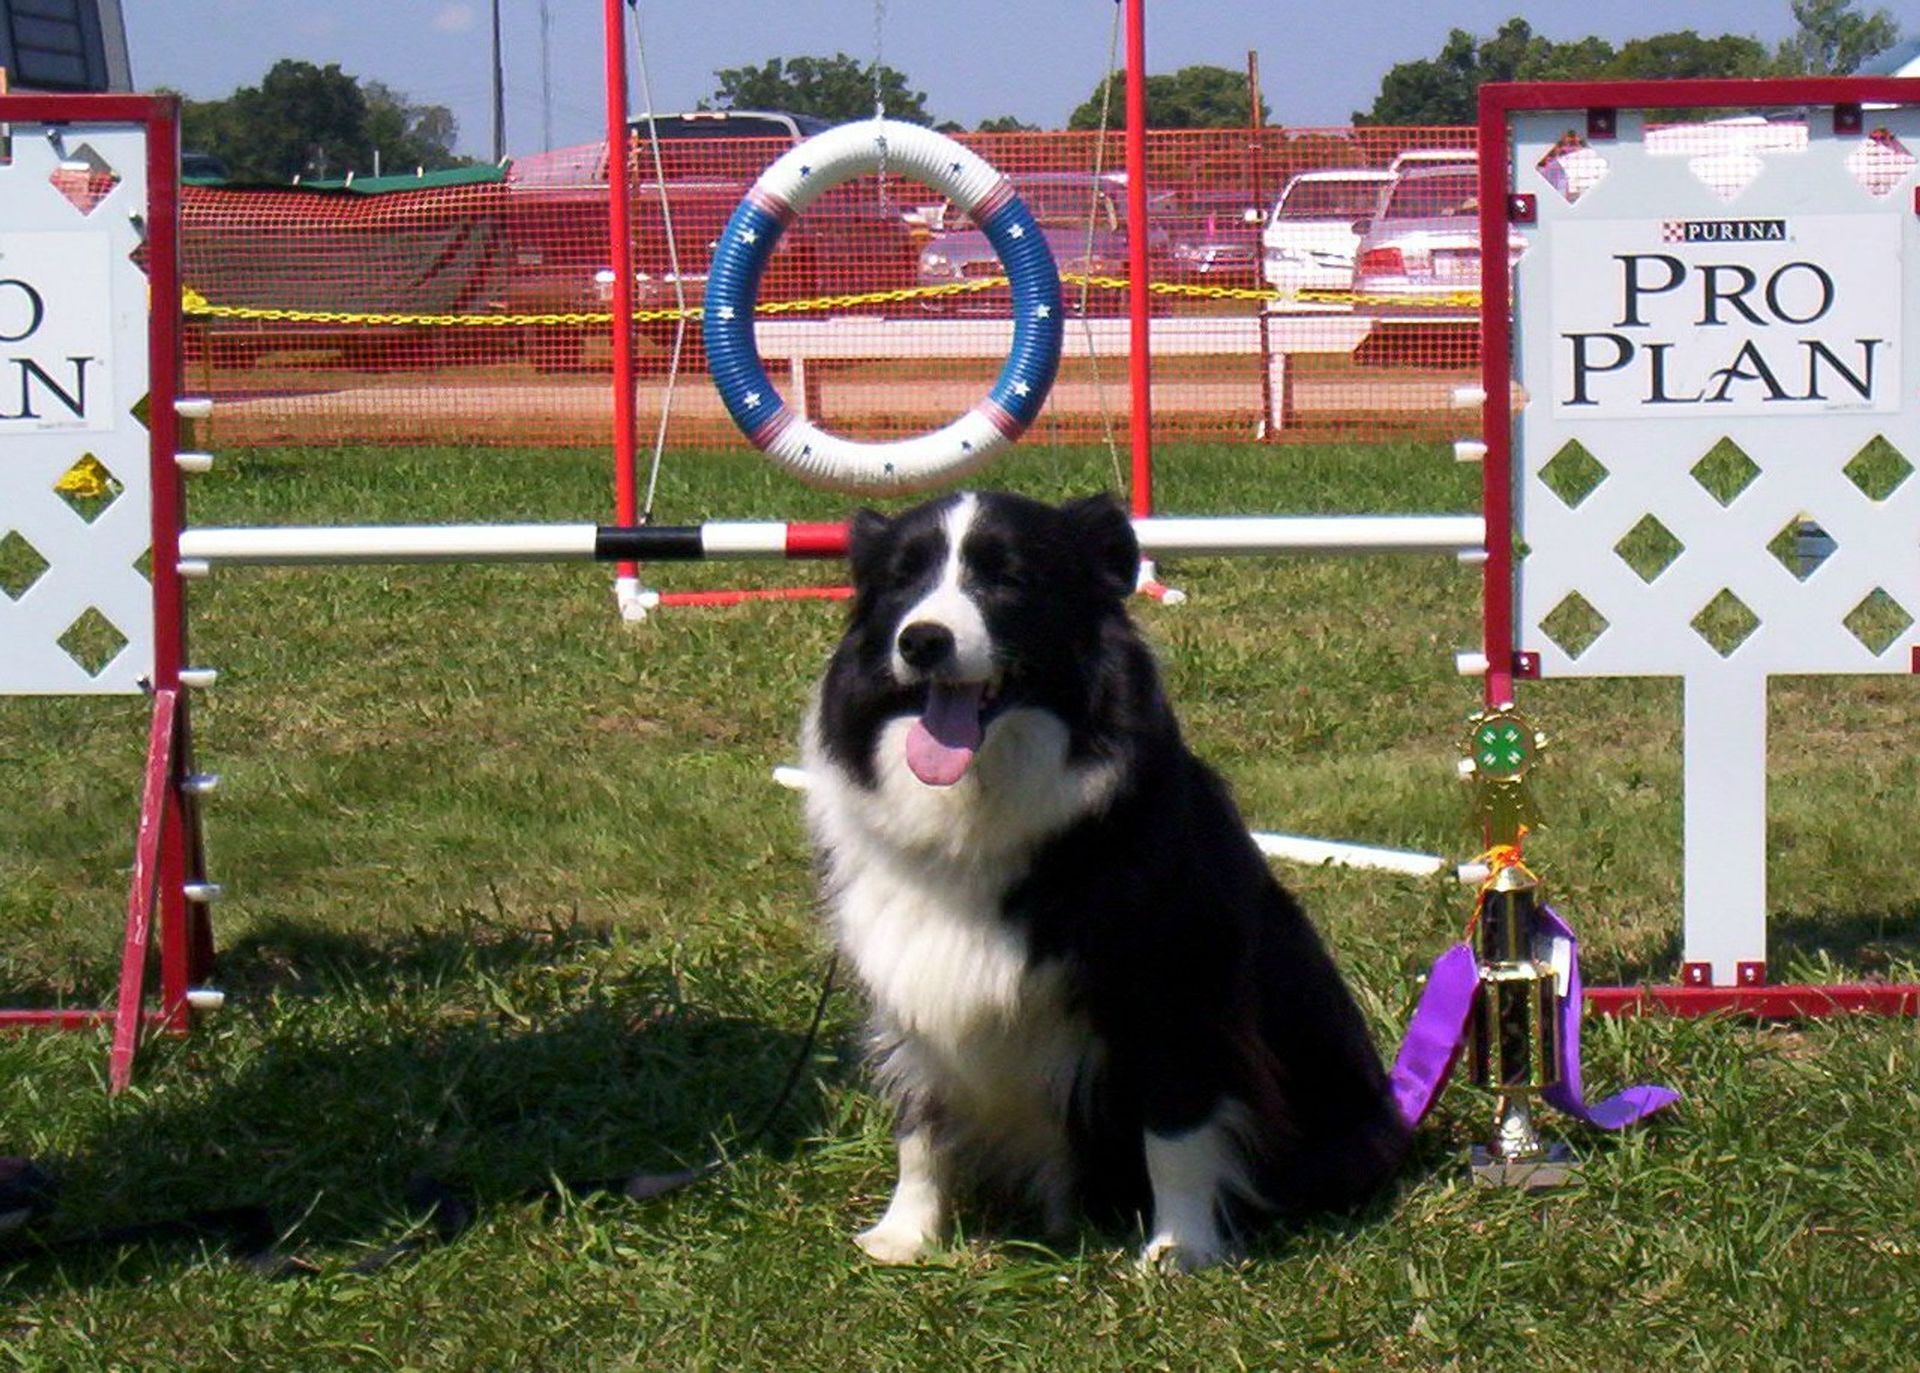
[0,956,840,1278]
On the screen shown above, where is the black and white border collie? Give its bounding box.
[802,491,1406,1270]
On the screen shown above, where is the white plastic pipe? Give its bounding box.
[178,515,1484,568]
[1249,831,1448,877]
[1135,515,1482,558]
[180,523,603,565]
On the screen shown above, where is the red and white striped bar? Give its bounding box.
[177,515,1484,568]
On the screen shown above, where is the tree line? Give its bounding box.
[1357,1,1903,124]
[177,1,1904,182]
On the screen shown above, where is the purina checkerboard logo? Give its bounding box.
[1661,218,1789,244]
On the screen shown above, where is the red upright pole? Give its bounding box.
[603,0,640,592]
[1476,86,1514,710]
[144,99,199,1034]
[1122,0,1153,519]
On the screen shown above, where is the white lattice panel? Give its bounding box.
[0,122,153,694]
[1505,100,1920,983]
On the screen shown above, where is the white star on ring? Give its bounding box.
[1008,224,1025,239]
[744,391,762,408]
[1035,304,1051,318]
[717,305,735,321]
[739,228,757,244]
[1012,380,1030,396]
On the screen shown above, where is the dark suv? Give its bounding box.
[503,110,920,370]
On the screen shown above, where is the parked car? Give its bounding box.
[1350,164,1523,318]
[1162,189,1264,286]
[503,110,917,370]
[1387,148,1476,175]
[915,171,1169,315]
[1260,168,1395,297]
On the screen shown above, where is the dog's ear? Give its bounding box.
[846,508,892,590]
[1060,493,1138,600]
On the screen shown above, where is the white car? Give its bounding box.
[1387,148,1476,176]
[1261,169,1395,298]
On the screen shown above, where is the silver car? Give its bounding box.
[916,172,1168,315]
[1350,165,1523,318]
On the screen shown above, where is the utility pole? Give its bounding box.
[540,0,554,151]
[1247,49,1264,215]
[490,0,506,162]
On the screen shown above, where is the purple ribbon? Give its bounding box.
[1389,906,1679,1131]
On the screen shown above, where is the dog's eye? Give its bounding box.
[966,537,1022,587]
[890,537,940,585]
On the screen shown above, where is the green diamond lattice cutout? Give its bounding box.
[0,531,51,600]
[1540,591,1608,659]
[1691,438,1760,507]
[57,608,129,677]
[1843,436,1912,502]
[1614,514,1684,582]
[1766,517,1831,581]
[1843,587,1912,655]
[1538,440,1608,508]
[1692,589,1760,657]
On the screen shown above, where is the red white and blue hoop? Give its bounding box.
[704,119,1063,493]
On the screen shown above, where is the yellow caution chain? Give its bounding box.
[178,277,1478,328]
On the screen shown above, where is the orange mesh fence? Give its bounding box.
[183,125,1480,451]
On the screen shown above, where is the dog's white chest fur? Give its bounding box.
[803,706,1120,1105]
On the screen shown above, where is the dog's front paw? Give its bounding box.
[1139,1230,1229,1274]
[855,1220,938,1265]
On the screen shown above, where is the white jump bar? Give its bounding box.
[1137,515,1482,558]
[180,523,606,565]
[177,515,1485,568]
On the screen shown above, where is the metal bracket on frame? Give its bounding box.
[1682,961,1769,989]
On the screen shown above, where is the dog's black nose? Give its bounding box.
[897,621,956,670]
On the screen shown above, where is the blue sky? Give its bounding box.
[126,1,1888,158]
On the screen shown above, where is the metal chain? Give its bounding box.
[179,278,1436,327]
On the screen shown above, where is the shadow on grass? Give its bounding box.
[1768,904,1920,979]
[1,918,855,1292]
[214,906,628,999]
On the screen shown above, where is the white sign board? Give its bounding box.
[0,231,115,432]
[0,122,153,696]
[1506,98,1920,988]
[1549,214,1901,419]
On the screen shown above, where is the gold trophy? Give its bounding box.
[1459,705,1577,1188]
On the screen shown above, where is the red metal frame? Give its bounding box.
[0,92,212,1084]
[1477,78,1920,1018]
[603,0,639,589]
[1123,0,1153,521]
[1587,984,1920,1018]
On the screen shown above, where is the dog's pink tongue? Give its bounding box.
[905,682,986,786]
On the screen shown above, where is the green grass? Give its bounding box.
[2,440,1917,1370]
